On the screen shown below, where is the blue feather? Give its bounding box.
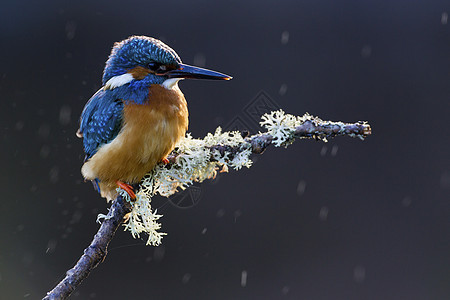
[92,178,101,193]
[79,89,124,159]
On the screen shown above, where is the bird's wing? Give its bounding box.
[78,88,124,160]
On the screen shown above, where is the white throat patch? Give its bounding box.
[104,73,134,90]
[162,78,182,90]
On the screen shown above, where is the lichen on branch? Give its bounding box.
[115,109,371,246]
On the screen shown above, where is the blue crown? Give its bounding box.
[102,35,182,85]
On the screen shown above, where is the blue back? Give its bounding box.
[79,89,124,160]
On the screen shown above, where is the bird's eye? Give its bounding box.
[158,65,167,72]
[147,61,160,71]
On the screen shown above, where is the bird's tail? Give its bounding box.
[92,178,101,193]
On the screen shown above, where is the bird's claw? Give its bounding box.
[116,181,136,200]
[161,157,170,164]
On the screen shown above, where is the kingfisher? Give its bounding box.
[77,35,231,201]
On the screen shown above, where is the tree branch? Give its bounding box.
[43,196,132,300]
[249,118,371,154]
[44,117,371,299]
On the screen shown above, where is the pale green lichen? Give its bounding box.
[121,189,166,246]
[119,127,253,246]
[116,110,314,246]
[259,110,324,146]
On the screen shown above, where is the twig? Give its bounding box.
[43,196,132,300]
[44,118,371,299]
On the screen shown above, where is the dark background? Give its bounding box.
[1,0,449,299]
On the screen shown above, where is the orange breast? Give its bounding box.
[81,84,188,200]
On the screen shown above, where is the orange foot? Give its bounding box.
[116,180,136,200]
[161,157,170,164]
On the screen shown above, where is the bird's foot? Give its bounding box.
[116,180,136,200]
[161,157,170,164]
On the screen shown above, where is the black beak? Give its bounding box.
[166,63,232,80]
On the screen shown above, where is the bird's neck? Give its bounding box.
[105,84,149,105]
[104,76,181,105]
[161,78,181,89]
[105,80,183,105]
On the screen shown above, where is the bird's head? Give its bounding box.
[102,35,231,92]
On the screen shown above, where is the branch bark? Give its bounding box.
[44,118,371,299]
[43,196,132,300]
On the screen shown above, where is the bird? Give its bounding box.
[77,35,231,201]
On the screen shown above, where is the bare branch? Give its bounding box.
[43,196,132,300]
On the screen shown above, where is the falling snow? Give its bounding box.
[297,180,306,196]
[361,45,372,58]
[46,239,57,254]
[331,145,338,157]
[440,171,450,189]
[281,286,290,295]
[441,12,448,25]
[38,124,50,139]
[319,206,329,221]
[279,84,288,96]
[240,270,247,287]
[15,121,24,131]
[59,105,72,125]
[281,31,289,44]
[353,265,366,283]
[153,246,165,262]
[402,196,412,207]
[65,21,77,40]
[182,273,191,284]
[193,53,206,67]
[49,166,59,184]
[40,145,51,158]
[216,209,225,218]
